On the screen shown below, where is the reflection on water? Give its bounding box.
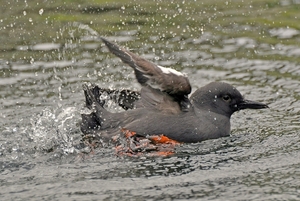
[1,0,300,200]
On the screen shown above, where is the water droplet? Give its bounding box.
[23,11,27,16]
[39,8,44,15]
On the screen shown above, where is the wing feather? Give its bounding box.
[101,37,192,112]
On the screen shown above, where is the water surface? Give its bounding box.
[1,0,300,200]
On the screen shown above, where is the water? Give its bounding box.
[1,1,300,200]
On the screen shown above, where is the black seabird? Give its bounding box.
[81,37,268,144]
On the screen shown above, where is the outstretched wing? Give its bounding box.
[101,37,192,112]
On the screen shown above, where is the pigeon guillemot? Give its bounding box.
[80,37,268,150]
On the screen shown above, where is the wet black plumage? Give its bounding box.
[80,38,268,143]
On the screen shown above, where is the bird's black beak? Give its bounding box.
[238,99,269,110]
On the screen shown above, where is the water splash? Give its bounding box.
[29,106,81,154]
[58,21,99,42]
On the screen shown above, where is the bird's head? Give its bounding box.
[191,82,268,117]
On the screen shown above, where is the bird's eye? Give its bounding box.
[222,95,231,102]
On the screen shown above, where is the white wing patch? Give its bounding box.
[158,65,186,77]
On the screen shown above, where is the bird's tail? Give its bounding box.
[80,84,106,135]
[80,83,140,135]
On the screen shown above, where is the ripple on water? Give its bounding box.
[1,10,300,200]
[269,27,300,39]
[31,43,61,51]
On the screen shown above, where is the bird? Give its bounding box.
[80,37,268,146]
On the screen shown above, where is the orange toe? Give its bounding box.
[116,129,180,157]
[121,128,136,138]
[147,134,180,145]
